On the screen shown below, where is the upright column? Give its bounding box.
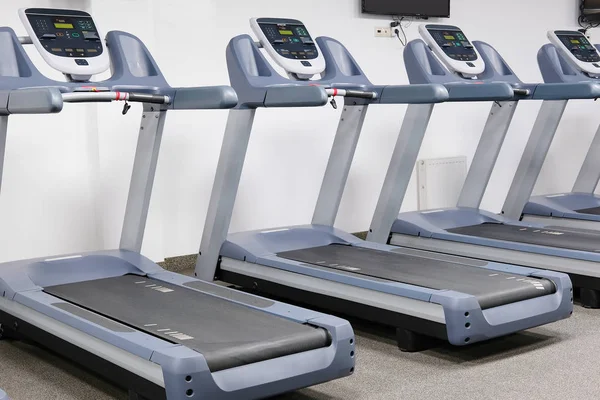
[457,101,518,209]
[196,109,256,281]
[367,103,435,244]
[502,100,568,220]
[120,105,167,253]
[312,105,369,226]
[0,116,7,196]
[572,123,600,193]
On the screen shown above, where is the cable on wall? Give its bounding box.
[390,16,408,46]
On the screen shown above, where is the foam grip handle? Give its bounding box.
[128,93,169,104]
[344,90,376,99]
[513,89,530,96]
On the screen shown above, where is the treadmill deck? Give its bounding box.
[449,222,600,253]
[277,244,555,309]
[44,275,329,372]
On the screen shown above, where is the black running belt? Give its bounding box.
[277,244,555,309]
[449,222,600,253]
[44,275,329,372]
[576,206,600,216]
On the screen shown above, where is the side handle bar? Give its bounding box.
[325,88,378,99]
[61,91,171,104]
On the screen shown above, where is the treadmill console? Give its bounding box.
[419,24,485,78]
[251,17,326,79]
[548,30,600,77]
[19,8,110,80]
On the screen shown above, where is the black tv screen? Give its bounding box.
[362,0,450,17]
[582,0,600,22]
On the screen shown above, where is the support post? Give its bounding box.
[0,116,8,196]
[367,103,435,244]
[502,100,568,220]
[312,105,369,226]
[457,101,518,209]
[572,123,600,193]
[119,105,167,253]
[196,109,256,281]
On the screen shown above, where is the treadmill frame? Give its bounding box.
[522,43,600,229]
[0,25,355,399]
[368,37,600,307]
[196,33,573,349]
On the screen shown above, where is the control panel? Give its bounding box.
[548,30,600,76]
[251,17,326,79]
[419,24,485,77]
[19,8,110,79]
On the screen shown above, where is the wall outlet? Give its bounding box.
[374,27,392,37]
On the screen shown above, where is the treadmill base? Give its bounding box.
[219,269,449,351]
[580,288,600,309]
[396,328,443,352]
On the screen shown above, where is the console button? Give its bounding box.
[41,33,57,40]
[75,59,89,65]
[301,61,312,67]
[83,31,100,41]
[466,62,476,67]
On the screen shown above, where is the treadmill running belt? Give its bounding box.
[277,244,555,309]
[576,206,600,216]
[44,275,329,372]
[449,222,600,253]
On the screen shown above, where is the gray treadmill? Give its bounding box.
[0,8,356,400]
[195,17,572,352]
[522,31,600,229]
[366,24,600,308]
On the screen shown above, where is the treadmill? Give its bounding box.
[0,8,356,400]
[195,17,572,351]
[0,390,7,400]
[523,31,600,230]
[367,24,600,308]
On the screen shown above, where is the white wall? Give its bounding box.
[0,0,596,263]
[140,0,596,259]
[0,0,100,262]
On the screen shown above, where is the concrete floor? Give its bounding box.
[1,301,599,400]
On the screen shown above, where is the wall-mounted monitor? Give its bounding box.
[362,0,450,18]
[582,0,600,22]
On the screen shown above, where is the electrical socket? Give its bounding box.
[374,27,392,37]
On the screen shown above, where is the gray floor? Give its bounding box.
[1,299,599,400]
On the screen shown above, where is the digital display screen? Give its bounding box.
[557,32,600,63]
[259,21,318,61]
[429,27,477,61]
[54,22,74,29]
[362,0,450,17]
[26,12,103,58]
